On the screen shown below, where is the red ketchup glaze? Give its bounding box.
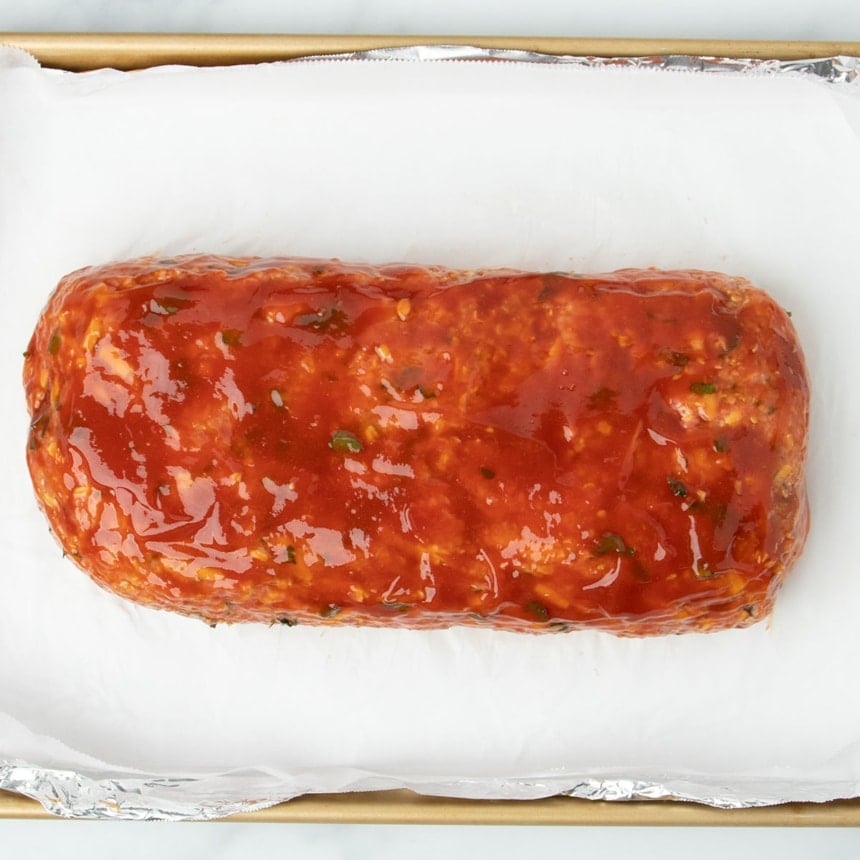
[23,256,810,634]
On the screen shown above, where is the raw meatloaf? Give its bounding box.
[23,256,810,635]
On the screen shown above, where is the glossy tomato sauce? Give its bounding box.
[24,256,810,634]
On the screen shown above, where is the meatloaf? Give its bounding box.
[23,256,810,634]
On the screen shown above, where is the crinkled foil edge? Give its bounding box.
[2,759,858,820]
[300,44,860,85]
[2,43,859,820]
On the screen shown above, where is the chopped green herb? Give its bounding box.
[47,330,61,355]
[705,500,728,528]
[667,476,687,497]
[594,532,635,557]
[721,332,741,355]
[690,381,717,395]
[380,601,410,612]
[285,545,297,565]
[329,429,363,454]
[220,328,242,346]
[713,436,730,453]
[29,411,48,432]
[525,600,550,622]
[295,305,349,333]
[660,349,689,367]
[479,467,496,479]
[588,386,617,410]
[631,559,651,583]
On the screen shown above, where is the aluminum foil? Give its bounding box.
[303,44,860,85]
[4,756,857,820]
[2,44,859,821]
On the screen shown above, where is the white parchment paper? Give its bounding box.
[1,47,859,815]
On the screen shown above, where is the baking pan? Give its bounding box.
[2,32,860,70]
[0,32,858,826]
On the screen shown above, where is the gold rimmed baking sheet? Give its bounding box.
[2,32,860,70]
[0,31,858,826]
[2,787,860,825]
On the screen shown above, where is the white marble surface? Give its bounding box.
[0,0,858,39]
[1,2,859,857]
[0,821,858,859]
